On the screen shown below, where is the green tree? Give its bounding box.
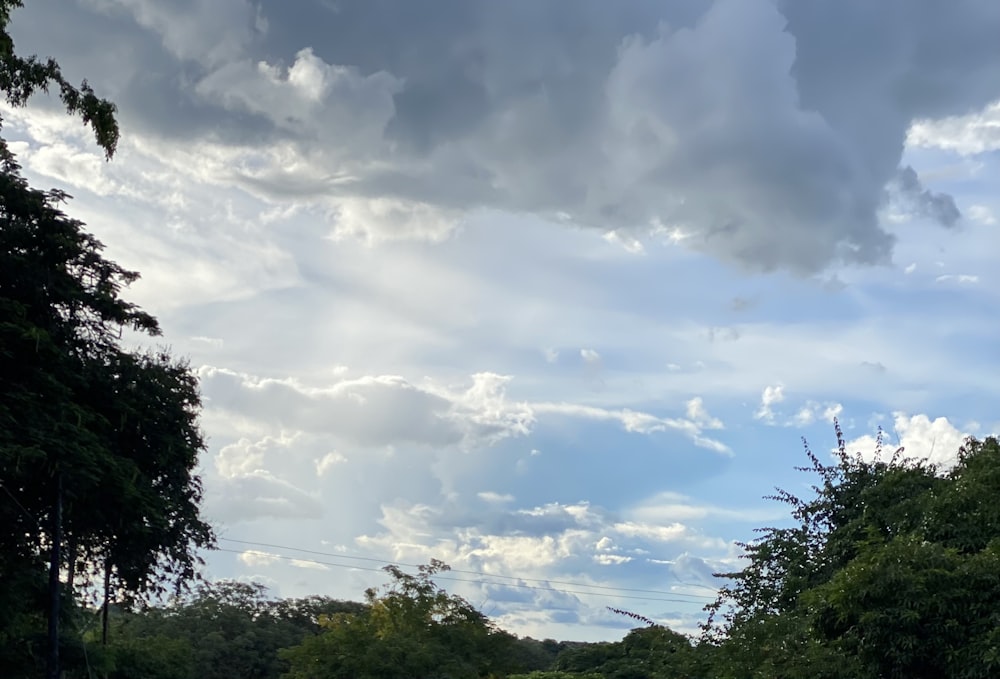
[553,621,703,679]
[0,119,211,679]
[0,0,119,156]
[282,560,517,679]
[704,425,1000,679]
[105,581,368,679]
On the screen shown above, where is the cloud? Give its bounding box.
[907,100,1000,155]
[84,0,261,66]
[685,397,723,430]
[935,274,980,285]
[789,401,843,428]
[478,491,515,504]
[626,491,784,525]
[238,550,330,571]
[14,0,1000,274]
[843,412,972,468]
[886,166,961,227]
[967,205,997,225]
[531,401,730,454]
[315,451,346,476]
[199,368,533,450]
[754,384,785,423]
[208,470,324,523]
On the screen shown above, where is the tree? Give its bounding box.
[0,125,211,679]
[704,424,1000,679]
[282,561,518,679]
[103,581,365,679]
[0,0,119,157]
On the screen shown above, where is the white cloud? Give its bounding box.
[788,401,843,428]
[685,397,724,429]
[935,274,980,284]
[531,401,730,454]
[754,384,785,423]
[478,491,515,504]
[580,348,601,364]
[967,205,997,225]
[200,368,533,450]
[238,549,329,571]
[843,412,971,469]
[907,100,1000,155]
[315,451,347,476]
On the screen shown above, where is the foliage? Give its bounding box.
[103,581,366,679]
[0,48,206,673]
[705,424,1000,679]
[555,618,705,679]
[0,0,119,156]
[509,672,603,679]
[281,560,522,679]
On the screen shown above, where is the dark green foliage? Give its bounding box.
[505,637,567,674]
[281,560,523,679]
[554,626,703,679]
[103,581,366,679]
[0,50,207,673]
[0,144,213,566]
[705,424,1000,679]
[0,0,119,157]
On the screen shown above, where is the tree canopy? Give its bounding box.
[280,560,525,679]
[705,426,1000,679]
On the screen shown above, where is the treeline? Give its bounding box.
[26,428,1000,678]
[41,565,706,679]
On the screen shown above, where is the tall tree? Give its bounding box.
[0,139,215,674]
[0,4,212,671]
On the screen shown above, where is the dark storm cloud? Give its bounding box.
[9,0,999,273]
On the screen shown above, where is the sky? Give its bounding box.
[5,0,999,642]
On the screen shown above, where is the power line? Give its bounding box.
[218,537,717,600]
[214,548,711,605]
[215,538,717,603]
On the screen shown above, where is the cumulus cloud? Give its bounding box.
[754,384,785,423]
[908,100,1000,155]
[354,497,730,619]
[13,0,1000,274]
[789,401,843,428]
[843,412,972,468]
[685,397,723,430]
